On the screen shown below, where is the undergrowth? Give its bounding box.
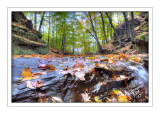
[12,42,49,55]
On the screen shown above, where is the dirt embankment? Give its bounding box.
[12,12,49,55]
[104,12,149,54]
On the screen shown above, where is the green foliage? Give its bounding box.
[139,34,148,41]
[12,42,49,55]
[24,11,143,54]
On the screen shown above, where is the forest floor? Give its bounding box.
[12,53,149,103]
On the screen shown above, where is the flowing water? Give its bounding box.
[117,61,148,90]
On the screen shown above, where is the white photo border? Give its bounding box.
[7,7,153,107]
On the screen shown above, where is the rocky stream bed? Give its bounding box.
[12,54,149,103]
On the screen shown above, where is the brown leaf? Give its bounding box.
[73,62,84,68]
[38,64,56,70]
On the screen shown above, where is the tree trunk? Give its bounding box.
[62,14,66,53]
[100,12,107,43]
[105,12,118,38]
[52,18,54,47]
[130,12,135,49]
[55,19,57,48]
[88,12,103,52]
[105,12,121,45]
[42,25,44,40]
[48,12,51,44]
[123,12,131,38]
[39,12,45,32]
[131,12,135,37]
[34,12,37,29]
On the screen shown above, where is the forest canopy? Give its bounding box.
[24,11,144,54]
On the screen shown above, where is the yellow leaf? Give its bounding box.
[95,96,102,103]
[20,67,40,81]
[108,58,114,63]
[113,90,124,96]
[21,67,32,78]
[117,96,128,102]
[86,57,95,59]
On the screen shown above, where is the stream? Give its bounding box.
[12,55,149,103]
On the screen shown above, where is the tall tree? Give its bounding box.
[131,12,135,37]
[51,17,54,47]
[123,12,131,38]
[88,12,103,52]
[55,19,57,48]
[39,12,45,32]
[62,13,66,53]
[105,12,121,45]
[34,12,37,29]
[48,12,51,44]
[100,12,107,43]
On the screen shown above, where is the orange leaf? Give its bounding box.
[103,58,109,62]
[32,54,35,57]
[21,67,32,78]
[108,58,114,63]
[133,57,141,62]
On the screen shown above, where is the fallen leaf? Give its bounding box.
[94,96,102,103]
[111,97,118,103]
[108,58,114,63]
[32,72,46,77]
[21,67,32,78]
[75,72,85,81]
[95,63,100,67]
[51,97,63,103]
[38,97,48,103]
[133,57,141,62]
[31,80,44,88]
[113,90,124,96]
[81,92,91,102]
[86,57,95,59]
[26,81,34,89]
[117,96,129,102]
[38,93,48,102]
[103,58,109,62]
[73,62,84,68]
[32,54,35,57]
[61,69,74,75]
[26,80,44,89]
[38,64,56,70]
